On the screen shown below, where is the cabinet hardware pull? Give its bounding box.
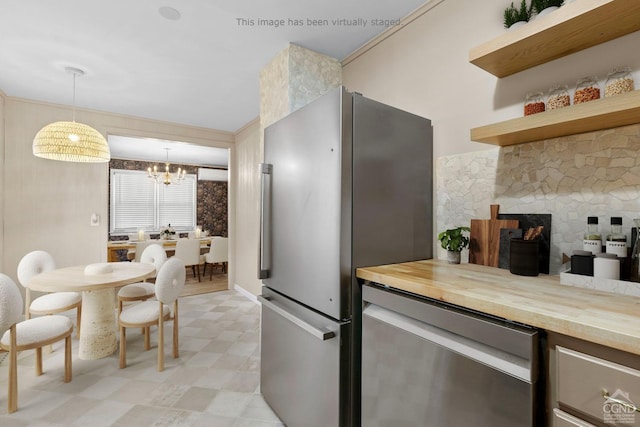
[602,389,640,413]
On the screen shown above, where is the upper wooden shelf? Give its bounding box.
[470,90,640,146]
[469,0,640,78]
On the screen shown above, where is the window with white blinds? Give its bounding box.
[110,169,196,234]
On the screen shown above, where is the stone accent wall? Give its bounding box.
[259,43,342,129]
[437,124,640,273]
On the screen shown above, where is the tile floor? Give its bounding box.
[0,290,284,426]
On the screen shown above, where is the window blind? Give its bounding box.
[110,169,196,233]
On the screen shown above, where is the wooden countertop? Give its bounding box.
[356,259,640,356]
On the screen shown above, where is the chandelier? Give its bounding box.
[148,148,186,185]
[32,67,111,163]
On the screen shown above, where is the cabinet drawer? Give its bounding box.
[554,409,596,427]
[557,346,640,425]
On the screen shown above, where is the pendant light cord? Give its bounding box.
[72,70,77,122]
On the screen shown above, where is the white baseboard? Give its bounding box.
[234,283,259,305]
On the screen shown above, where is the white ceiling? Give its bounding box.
[0,0,429,134]
[108,135,229,168]
[2,1,431,167]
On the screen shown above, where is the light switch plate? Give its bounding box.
[90,213,100,226]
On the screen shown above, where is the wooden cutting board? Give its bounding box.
[469,204,519,267]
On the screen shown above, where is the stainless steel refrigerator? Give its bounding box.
[258,86,433,427]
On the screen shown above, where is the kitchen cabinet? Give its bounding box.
[468,0,640,147]
[548,333,640,427]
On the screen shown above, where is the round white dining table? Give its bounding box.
[28,262,155,360]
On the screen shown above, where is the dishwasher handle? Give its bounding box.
[364,303,534,382]
[259,295,336,341]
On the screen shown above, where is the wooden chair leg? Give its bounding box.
[144,327,150,351]
[157,302,164,372]
[64,335,72,383]
[8,325,18,414]
[25,289,32,321]
[35,347,43,376]
[173,301,179,359]
[119,326,127,369]
[210,263,214,281]
[76,306,82,338]
[196,265,201,282]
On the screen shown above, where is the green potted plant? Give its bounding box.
[438,226,471,264]
[531,0,563,18]
[504,0,531,30]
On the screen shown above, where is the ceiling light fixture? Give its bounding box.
[158,6,181,21]
[32,67,111,163]
[148,148,186,185]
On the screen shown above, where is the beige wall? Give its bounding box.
[342,0,640,159]
[343,0,640,265]
[231,118,261,296]
[0,90,5,273]
[3,97,233,292]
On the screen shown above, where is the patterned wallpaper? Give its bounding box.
[109,159,227,238]
[436,123,640,274]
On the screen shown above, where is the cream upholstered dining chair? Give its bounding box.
[174,238,202,281]
[118,257,185,371]
[117,243,167,315]
[17,250,82,338]
[201,237,228,280]
[127,240,157,262]
[0,273,73,413]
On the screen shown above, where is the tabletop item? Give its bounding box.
[604,66,634,97]
[470,204,519,267]
[497,213,552,274]
[547,84,570,110]
[571,250,595,276]
[605,216,627,258]
[498,228,523,269]
[574,76,600,104]
[509,238,540,276]
[524,91,546,116]
[583,216,602,254]
[593,253,620,280]
[630,219,640,283]
[524,225,544,240]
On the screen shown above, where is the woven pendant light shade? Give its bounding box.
[32,121,110,163]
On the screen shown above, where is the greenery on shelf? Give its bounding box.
[437,226,471,253]
[504,0,532,28]
[531,0,564,15]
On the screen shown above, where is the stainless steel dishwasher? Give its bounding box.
[362,283,542,426]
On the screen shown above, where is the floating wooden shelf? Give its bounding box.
[469,0,640,78]
[470,90,640,146]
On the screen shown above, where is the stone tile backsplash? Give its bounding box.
[436,123,640,274]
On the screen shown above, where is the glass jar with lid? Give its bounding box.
[524,91,545,116]
[604,66,635,97]
[574,76,600,104]
[547,84,570,110]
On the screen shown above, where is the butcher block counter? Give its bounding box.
[356,259,640,356]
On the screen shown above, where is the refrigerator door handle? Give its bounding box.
[259,163,272,279]
[258,295,336,341]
